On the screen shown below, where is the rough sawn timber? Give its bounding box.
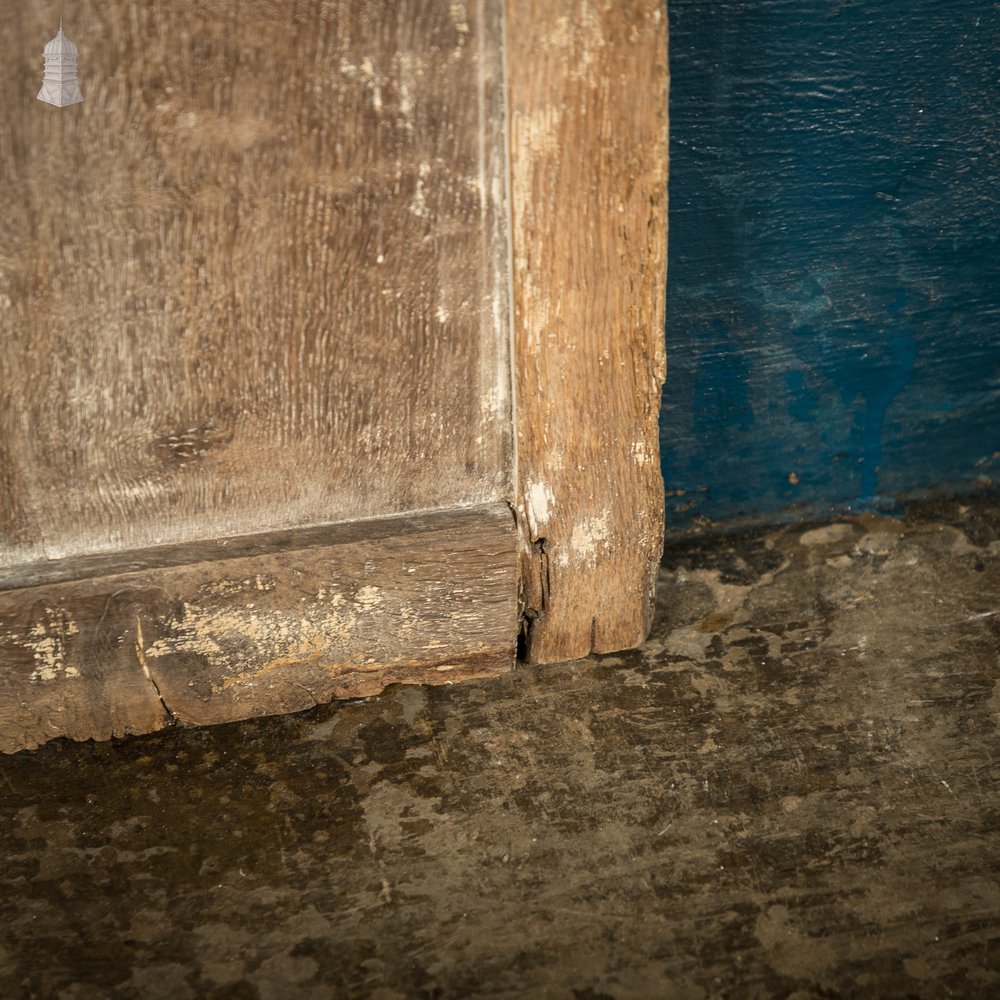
[0,504,517,754]
[507,0,669,662]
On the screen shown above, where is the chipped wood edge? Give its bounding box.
[507,0,669,663]
[0,503,517,754]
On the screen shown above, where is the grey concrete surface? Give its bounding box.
[1,497,998,998]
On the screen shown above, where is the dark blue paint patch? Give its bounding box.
[784,371,818,424]
[692,320,755,433]
[662,0,1000,530]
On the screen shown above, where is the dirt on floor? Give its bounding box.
[1,496,998,999]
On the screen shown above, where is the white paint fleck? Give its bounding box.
[631,441,654,466]
[525,480,555,536]
[3,607,81,682]
[449,2,470,34]
[396,53,417,129]
[411,161,432,218]
[356,586,383,611]
[338,56,386,113]
[568,510,612,567]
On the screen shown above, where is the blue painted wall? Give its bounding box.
[661,0,1000,530]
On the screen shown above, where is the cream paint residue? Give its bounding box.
[525,480,555,536]
[396,52,418,131]
[509,106,557,331]
[410,161,432,218]
[338,56,383,113]
[201,575,277,598]
[449,1,470,34]
[356,586,382,611]
[2,607,81,682]
[631,441,654,467]
[514,106,562,159]
[481,379,507,426]
[144,585,390,693]
[559,510,612,568]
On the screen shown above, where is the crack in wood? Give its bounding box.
[134,617,176,725]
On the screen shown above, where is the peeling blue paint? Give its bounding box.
[662,0,1000,530]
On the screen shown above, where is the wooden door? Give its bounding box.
[0,0,668,753]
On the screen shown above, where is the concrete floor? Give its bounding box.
[2,497,998,999]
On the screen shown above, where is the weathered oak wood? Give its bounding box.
[0,503,517,754]
[507,0,669,661]
[0,0,511,567]
[1,0,671,751]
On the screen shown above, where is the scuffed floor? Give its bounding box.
[1,497,998,998]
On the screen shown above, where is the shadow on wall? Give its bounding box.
[660,0,1000,531]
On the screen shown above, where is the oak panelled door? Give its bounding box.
[0,1,667,753]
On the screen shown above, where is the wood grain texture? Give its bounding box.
[0,503,517,753]
[507,0,669,662]
[0,0,511,567]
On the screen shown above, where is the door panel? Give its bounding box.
[0,0,510,568]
